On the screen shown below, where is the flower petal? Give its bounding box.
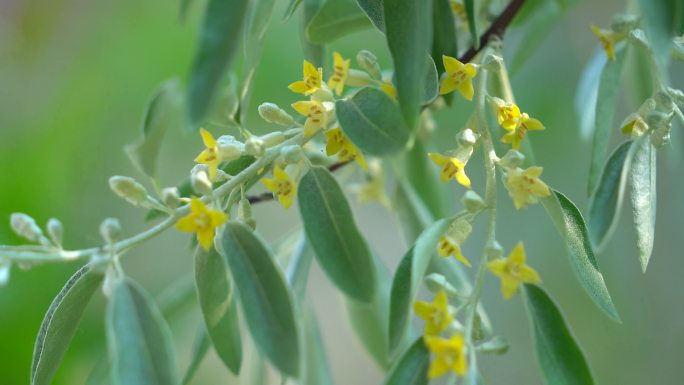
[200,128,217,148]
[442,55,464,74]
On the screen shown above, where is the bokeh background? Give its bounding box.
[1,0,683,384]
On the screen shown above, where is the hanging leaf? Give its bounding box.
[463,0,478,48]
[125,80,182,178]
[638,0,684,69]
[575,51,605,140]
[588,140,633,250]
[422,56,439,106]
[384,0,432,129]
[587,47,627,195]
[107,278,179,385]
[523,284,595,385]
[302,0,325,66]
[336,86,411,156]
[187,0,250,128]
[300,306,335,385]
[382,338,429,385]
[298,166,377,302]
[356,0,384,31]
[393,181,434,245]
[194,248,242,374]
[307,0,371,43]
[181,325,211,385]
[31,265,103,385]
[541,190,621,322]
[388,218,454,354]
[220,222,300,378]
[431,0,458,105]
[628,135,657,272]
[285,232,315,301]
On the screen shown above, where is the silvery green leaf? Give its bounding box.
[463,0,478,48]
[300,306,334,385]
[306,0,371,43]
[575,51,604,140]
[628,135,656,272]
[382,338,429,385]
[431,0,458,105]
[181,325,211,385]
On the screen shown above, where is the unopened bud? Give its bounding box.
[345,69,373,87]
[10,213,44,243]
[424,273,459,298]
[498,149,525,169]
[0,261,10,286]
[356,50,382,80]
[191,165,213,196]
[245,136,265,157]
[610,14,639,34]
[457,128,478,147]
[654,90,674,112]
[281,145,303,163]
[217,135,245,161]
[651,125,671,148]
[109,176,148,206]
[447,218,472,244]
[477,336,509,355]
[258,103,296,126]
[645,110,671,128]
[462,190,486,213]
[100,218,122,244]
[46,218,64,247]
[481,54,503,71]
[311,87,334,102]
[628,29,650,50]
[162,187,181,209]
[260,132,287,148]
[484,239,504,260]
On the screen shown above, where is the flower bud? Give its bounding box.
[161,187,182,209]
[356,50,382,80]
[447,218,472,244]
[245,136,265,157]
[281,145,303,163]
[100,218,122,244]
[424,273,459,298]
[345,69,373,87]
[0,261,10,287]
[311,87,334,102]
[477,336,509,355]
[46,218,64,247]
[10,213,44,243]
[191,165,213,196]
[645,110,671,128]
[109,176,148,206]
[462,190,486,213]
[481,53,503,72]
[498,149,525,169]
[628,29,650,50]
[260,132,287,148]
[484,239,504,260]
[457,128,478,147]
[217,135,245,161]
[651,125,671,148]
[610,14,639,34]
[654,90,674,112]
[258,103,295,126]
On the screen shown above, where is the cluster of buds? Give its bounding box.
[622,90,679,148]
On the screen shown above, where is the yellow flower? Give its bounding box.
[288,60,323,95]
[591,25,617,61]
[503,166,551,209]
[438,236,471,267]
[413,290,453,336]
[261,165,297,209]
[380,81,397,98]
[327,52,350,96]
[449,0,468,25]
[291,100,328,137]
[493,99,522,131]
[487,242,541,299]
[500,112,545,150]
[439,55,477,100]
[175,197,228,251]
[428,153,471,188]
[324,127,367,171]
[194,128,221,180]
[425,333,468,379]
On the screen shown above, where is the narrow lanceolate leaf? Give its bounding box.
[463,0,478,48]
[283,0,303,21]
[301,306,334,385]
[107,278,179,385]
[194,248,242,374]
[523,284,595,385]
[431,0,458,105]
[628,136,657,272]
[588,47,627,195]
[388,218,454,354]
[125,80,182,178]
[384,0,432,129]
[182,325,211,385]
[541,190,621,322]
[302,0,325,66]
[31,265,103,385]
[306,0,371,43]
[336,86,411,156]
[421,56,439,106]
[382,338,429,385]
[298,166,377,302]
[638,0,684,69]
[187,0,250,128]
[220,223,300,378]
[588,140,633,250]
[356,0,384,31]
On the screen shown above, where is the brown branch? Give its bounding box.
[246,0,526,205]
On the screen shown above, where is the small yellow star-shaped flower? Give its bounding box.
[428,152,471,188]
[439,55,478,101]
[591,25,618,61]
[413,290,453,336]
[175,197,228,251]
[424,333,468,379]
[261,165,297,209]
[503,166,551,209]
[487,242,541,299]
[500,111,545,150]
[327,52,350,96]
[438,236,472,267]
[288,60,323,95]
[324,127,367,171]
[194,128,221,180]
[291,100,328,137]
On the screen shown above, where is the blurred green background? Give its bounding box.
[1,0,682,384]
